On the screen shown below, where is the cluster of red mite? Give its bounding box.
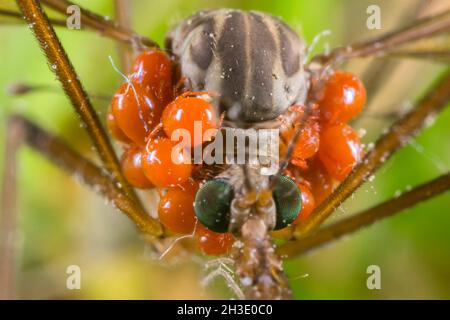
[107,49,366,256]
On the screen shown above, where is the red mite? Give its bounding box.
[108,49,366,255]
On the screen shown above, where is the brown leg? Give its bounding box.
[0,8,67,27]
[15,0,151,226]
[279,172,450,258]
[114,0,134,73]
[40,0,158,49]
[0,115,162,298]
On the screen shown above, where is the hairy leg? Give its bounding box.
[0,117,24,299]
[1,115,161,245]
[279,172,450,258]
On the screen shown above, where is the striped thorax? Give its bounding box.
[166,9,309,123]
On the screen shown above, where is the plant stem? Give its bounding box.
[0,8,67,26]
[314,9,450,63]
[0,118,24,300]
[41,0,159,49]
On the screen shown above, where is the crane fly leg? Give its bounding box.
[315,8,450,65]
[40,0,159,49]
[1,115,162,242]
[279,172,450,258]
[0,115,163,299]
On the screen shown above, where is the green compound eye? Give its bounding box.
[273,175,302,230]
[194,179,234,233]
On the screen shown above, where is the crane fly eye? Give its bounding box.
[273,176,302,230]
[194,179,234,233]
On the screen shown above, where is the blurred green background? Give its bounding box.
[0,0,449,299]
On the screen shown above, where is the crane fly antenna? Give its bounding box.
[303,30,331,64]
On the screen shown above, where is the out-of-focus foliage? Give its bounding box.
[0,0,449,299]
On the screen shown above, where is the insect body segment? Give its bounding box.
[166,9,309,122]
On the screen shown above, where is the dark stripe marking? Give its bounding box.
[248,12,276,117]
[277,20,300,77]
[189,17,215,70]
[218,11,247,110]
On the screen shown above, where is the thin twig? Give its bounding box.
[356,0,441,122]
[9,115,163,236]
[41,0,159,49]
[294,71,450,238]
[279,173,450,258]
[314,9,450,64]
[0,8,67,27]
[7,81,112,101]
[15,0,150,225]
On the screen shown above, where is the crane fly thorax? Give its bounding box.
[166,9,309,123]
